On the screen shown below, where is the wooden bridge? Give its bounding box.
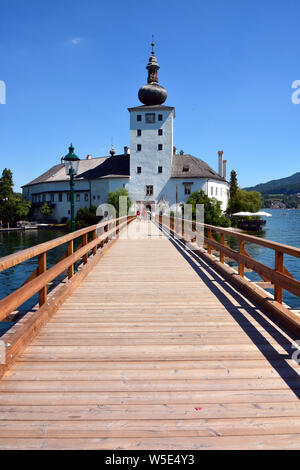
[0,216,300,450]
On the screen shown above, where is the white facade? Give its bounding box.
[129,105,174,209]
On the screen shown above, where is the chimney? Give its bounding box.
[173,146,177,155]
[86,154,92,160]
[218,151,223,177]
[124,146,130,155]
[180,150,184,155]
[222,160,227,180]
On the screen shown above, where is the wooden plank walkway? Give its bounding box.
[0,219,299,449]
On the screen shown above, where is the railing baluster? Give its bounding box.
[38,252,47,306]
[274,250,284,304]
[68,240,74,279]
[92,229,97,255]
[220,233,225,264]
[83,233,88,264]
[207,228,212,255]
[238,240,245,277]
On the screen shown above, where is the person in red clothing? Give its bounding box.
[136,210,141,220]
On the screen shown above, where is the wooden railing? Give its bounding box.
[0,216,135,322]
[156,215,300,335]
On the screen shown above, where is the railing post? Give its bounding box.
[238,240,245,277]
[83,233,88,265]
[274,250,284,304]
[68,240,74,279]
[38,252,47,306]
[92,229,97,255]
[220,233,225,264]
[207,228,212,255]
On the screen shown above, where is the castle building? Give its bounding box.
[22,43,229,221]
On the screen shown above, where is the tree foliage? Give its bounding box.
[229,170,238,200]
[227,188,263,214]
[40,202,52,218]
[186,190,231,227]
[75,206,99,230]
[0,169,31,227]
[107,188,132,217]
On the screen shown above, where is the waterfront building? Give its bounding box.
[22,43,229,221]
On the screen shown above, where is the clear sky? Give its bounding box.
[1,0,300,192]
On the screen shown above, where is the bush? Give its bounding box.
[186,190,231,227]
[75,206,99,229]
[107,188,132,217]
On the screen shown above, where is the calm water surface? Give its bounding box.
[1,210,300,336]
[225,209,300,309]
[0,228,67,335]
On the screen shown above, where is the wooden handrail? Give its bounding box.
[157,215,300,305]
[0,216,135,321]
[0,216,129,272]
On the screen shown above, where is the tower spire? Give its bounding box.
[151,34,155,55]
[138,40,167,106]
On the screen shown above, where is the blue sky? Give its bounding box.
[1,0,300,192]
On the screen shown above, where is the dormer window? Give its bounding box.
[183,165,189,172]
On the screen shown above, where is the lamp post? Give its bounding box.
[64,144,80,232]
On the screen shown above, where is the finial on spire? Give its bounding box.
[151,34,155,55]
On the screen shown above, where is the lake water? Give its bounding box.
[0,210,300,336]
[0,228,67,335]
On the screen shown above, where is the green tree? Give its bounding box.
[227,188,263,214]
[40,202,52,219]
[107,188,132,217]
[0,169,31,227]
[229,170,238,200]
[0,168,14,200]
[187,190,230,227]
[75,206,99,229]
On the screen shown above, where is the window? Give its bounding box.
[50,193,54,202]
[211,186,213,196]
[137,114,142,122]
[158,166,163,173]
[137,144,142,151]
[84,193,89,201]
[158,129,163,136]
[137,166,142,173]
[145,113,155,123]
[68,210,70,215]
[76,194,80,202]
[215,187,218,196]
[97,195,100,200]
[146,185,153,196]
[93,195,96,200]
[59,193,63,202]
[42,194,46,202]
[137,129,142,136]
[184,184,192,195]
[158,144,163,151]
[67,193,71,202]
[158,114,163,121]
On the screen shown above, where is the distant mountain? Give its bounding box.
[244,172,300,195]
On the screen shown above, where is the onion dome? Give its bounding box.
[138,39,167,106]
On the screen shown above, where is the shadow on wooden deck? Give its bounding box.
[157,222,300,400]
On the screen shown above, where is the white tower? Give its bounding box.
[128,41,175,211]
